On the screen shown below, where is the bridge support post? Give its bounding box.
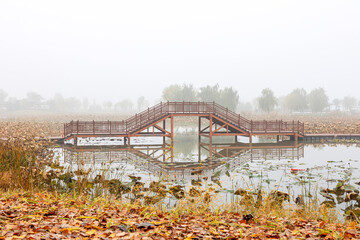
[209,114,213,142]
[208,141,213,164]
[163,119,166,144]
[170,114,174,143]
[198,141,201,162]
[198,117,201,141]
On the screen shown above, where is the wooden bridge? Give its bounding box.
[64,102,304,144]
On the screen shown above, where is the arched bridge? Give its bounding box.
[64,102,304,144]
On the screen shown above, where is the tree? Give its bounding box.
[162,84,197,102]
[88,101,103,112]
[219,86,239,111]
[6,97,21,111]
[198,84,221,103]
[307,88,329,113]
[49,93,65,112]
[102,101,113,112]
[284,88,307,112]
[114,99,133,113]
[342,96,357,112]
[238,101,253,112]
[65,97,81,112]
[180,84,197,101]
[137,96,149,111]
[162,83,239,111]
[197,84,240,111]
[82,98,89,112]
[258,88,277,113]
[24,91,42,109]
[0,89,8,105]
[162,84,181,101]
[332,98,341,111]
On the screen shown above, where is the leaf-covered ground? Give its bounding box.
[0,192,359,239]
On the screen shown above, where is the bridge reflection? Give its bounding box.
[61,141,304,179]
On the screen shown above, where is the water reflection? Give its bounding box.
[60,139,304,180]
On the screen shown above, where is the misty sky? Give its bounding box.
[0,0,359,104]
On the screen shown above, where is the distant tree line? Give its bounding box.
[257,87,359,113]
[0,86,359,114]
[162,84,240,111]
[0,90,149,114]
[162,85,360,114]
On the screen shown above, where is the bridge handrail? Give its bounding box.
[251,120,304,133]
[212,102,251,130]
[125,102,167,133]
[63,120,126,136]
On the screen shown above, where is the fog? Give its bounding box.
[0,0,359,109]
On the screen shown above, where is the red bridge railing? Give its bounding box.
[64,102,305,137]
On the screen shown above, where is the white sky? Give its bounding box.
[0,0,359,103]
